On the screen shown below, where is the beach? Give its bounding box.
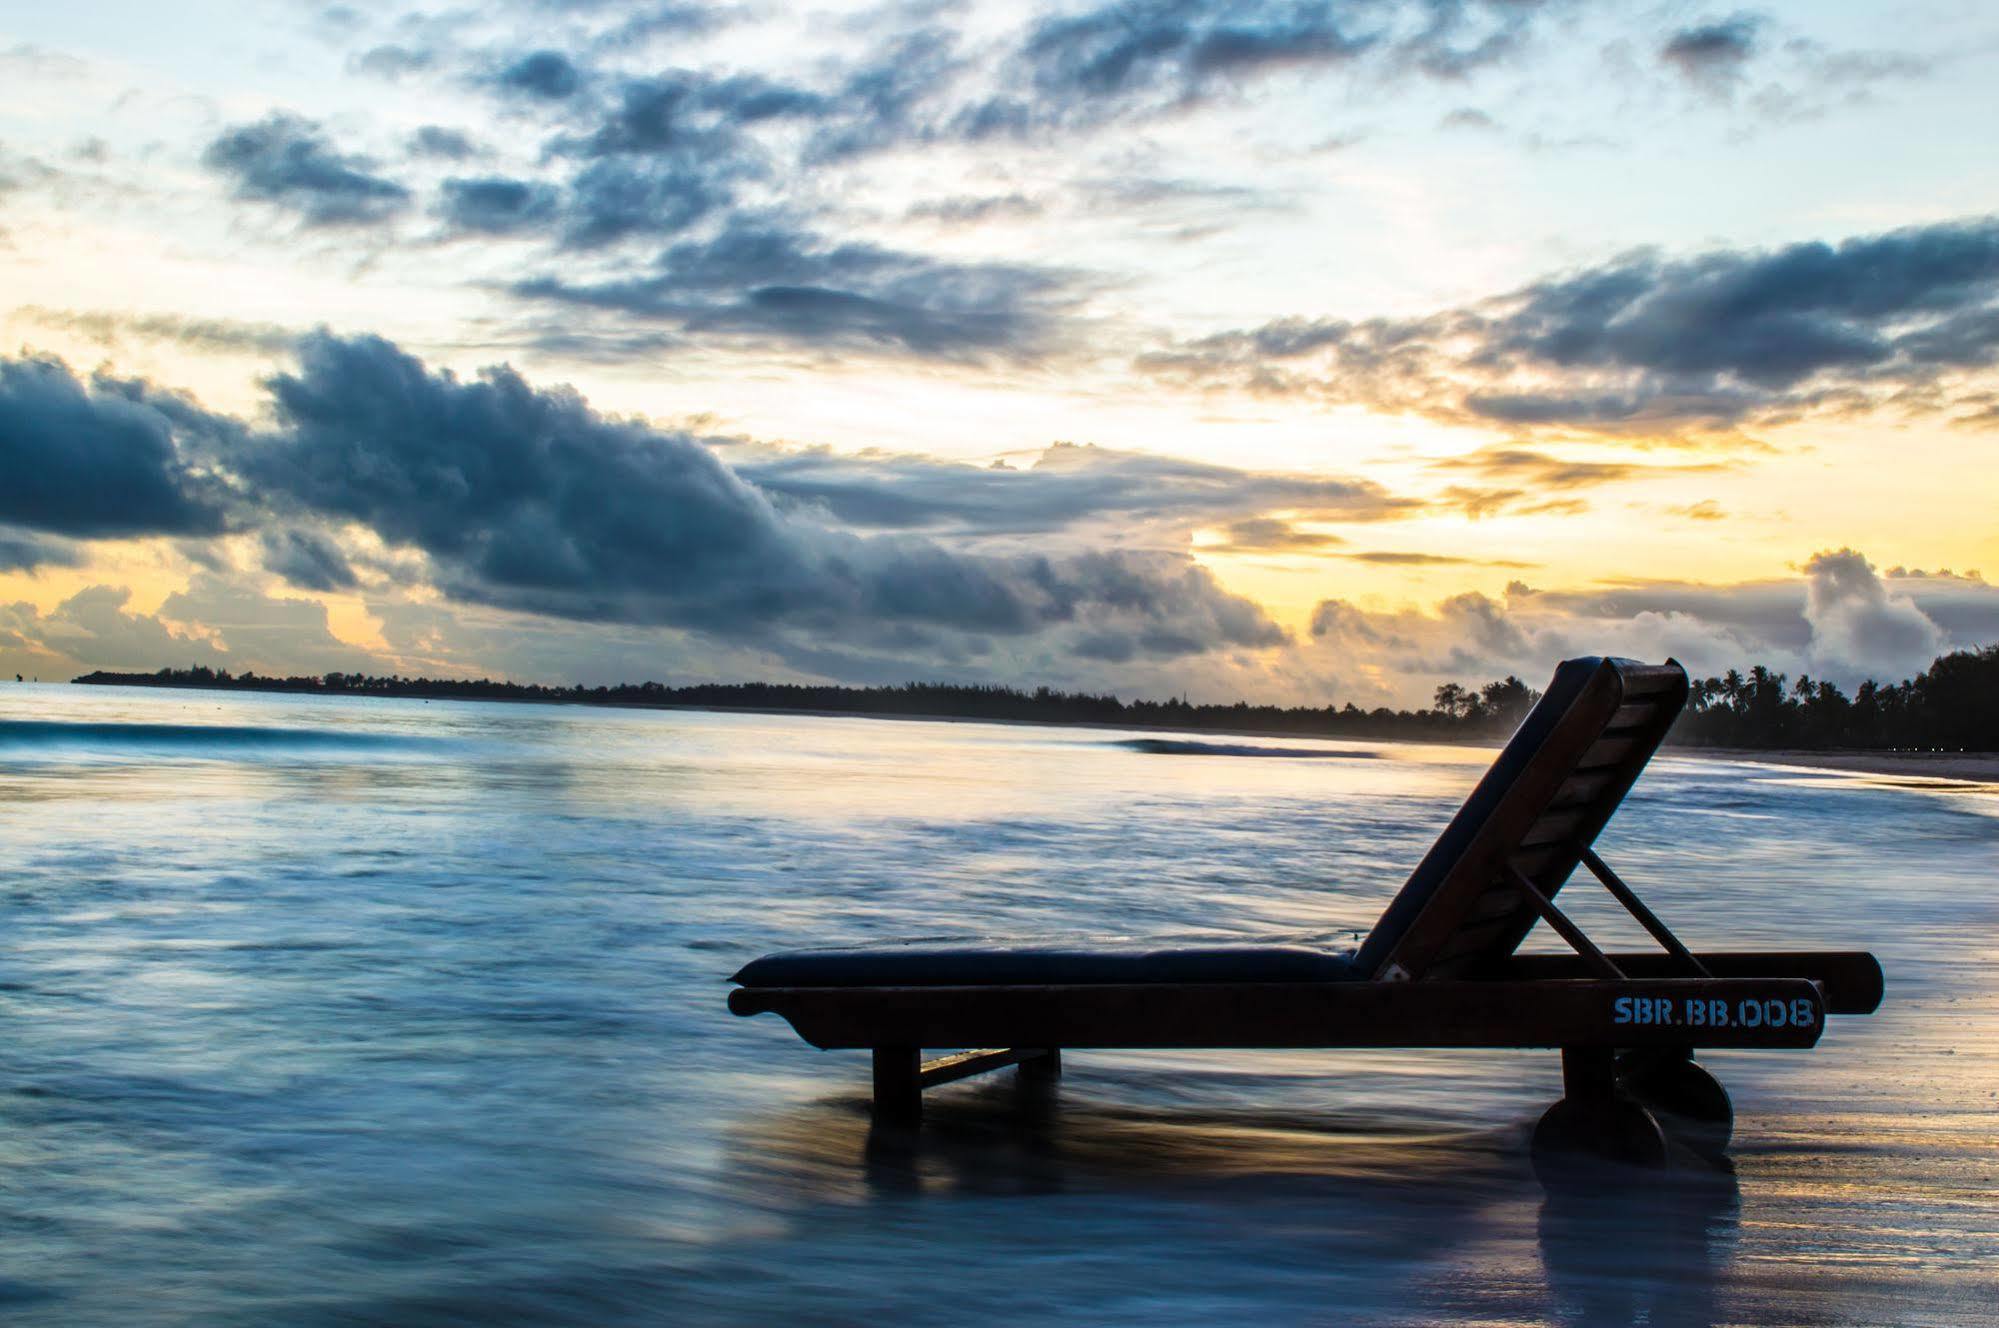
[1,682,1995,1325]
[1686,747,1999,786]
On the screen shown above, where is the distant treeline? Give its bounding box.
[69,644,1999,750]
[1674,647,1999,750]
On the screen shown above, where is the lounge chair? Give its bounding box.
[728,656,1883,1166]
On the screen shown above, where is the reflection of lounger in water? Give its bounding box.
[730,656,1884,1167]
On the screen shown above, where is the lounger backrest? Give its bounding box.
[1353,656,1688,981]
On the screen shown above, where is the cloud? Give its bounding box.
[13,330,1989,705]
[733,439,1413,536]
[241,333,1286,664]
[436,176,561,235]
[259,528,359,592]
[551,71,826,158]
[1660,14,1762,84]
[352,44,434,80]
[203,113,410,226]
[958,0,1538,137]
[1432,446,1731,488]
[1668,499,1726,521]
[493,49,583,100]
[0,577,383,679]
[14,305,300,356]
[1440,107,1499,131]
[1800,547,1947,681]
[510,216,1080,357]
[1295,557,1999,705]
[11,584,224,673]
[1339,550,1535,568]
[1140,215,1999,437]
[1201,516,1345,554]
[153,573,380,674]
[554,158,737,248]
[0,527,80,573]
[0,352,235,538]
[905,193,1045,226]
[408,125,480,160]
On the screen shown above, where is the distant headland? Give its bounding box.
[69,644,1999,753]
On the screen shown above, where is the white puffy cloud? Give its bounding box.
[1800,548,1948,682]
[1301,554,1997,705]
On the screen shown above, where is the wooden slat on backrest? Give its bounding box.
[1353,657,1689,982]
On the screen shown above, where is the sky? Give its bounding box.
[2,0,1997,706]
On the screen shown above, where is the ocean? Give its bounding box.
[2,683,1994,1326]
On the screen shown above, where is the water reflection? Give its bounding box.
[720,1074,1754,1326]
[1538,1170,1741,1327]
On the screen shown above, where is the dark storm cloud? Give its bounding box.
[443,0,1565,169]
[456,68,804,249]
[956,0,1541,137]
[436,176,561,234]
[203,114,410,226]
[1660,14,1762,81]
[0,528,81,573]
[0,353,234,538]
[1141,215,1999,435]
[557,158,736,247]
[259,528,358,592]
[242,333,1285,659]
[495,49,582,100]
[511,217,1078,357]
[553,72,827,158]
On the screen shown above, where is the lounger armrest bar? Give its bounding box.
[1483,950,1883,1014]
[729,977,1828,1052]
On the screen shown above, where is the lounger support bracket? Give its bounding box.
[1505,847,1713,982]
[872,1046,1060,1123]
[1505,863,1625,980]
[1576,846,1710,977]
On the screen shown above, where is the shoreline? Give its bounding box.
[36,678,1999,782]
[1677,746,1999,785]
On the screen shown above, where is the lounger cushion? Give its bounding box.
[733,938,1362,988]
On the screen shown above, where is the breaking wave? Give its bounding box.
[0,719,441,757]
[1115,738,1377,759]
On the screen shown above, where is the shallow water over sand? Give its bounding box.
[2,684,1995,1326]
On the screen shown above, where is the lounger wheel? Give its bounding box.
[1532,1095,1668,1175]
[1617,1053,1732,1155]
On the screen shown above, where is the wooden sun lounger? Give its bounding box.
[729,656,1884,1166]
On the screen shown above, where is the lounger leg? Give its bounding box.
[1018,1048,1062,1083]
[1561,1046,1616,1102]
[1618,1047,1732,1156]
[872,1046,922,1126]
[1533,1047,1667,1173]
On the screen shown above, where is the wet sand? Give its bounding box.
[1687,747,1999,786]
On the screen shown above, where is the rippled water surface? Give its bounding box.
[2,683,1995,1326]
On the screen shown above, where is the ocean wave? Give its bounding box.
[0,719,440,757]
[1115,738,1377,759]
